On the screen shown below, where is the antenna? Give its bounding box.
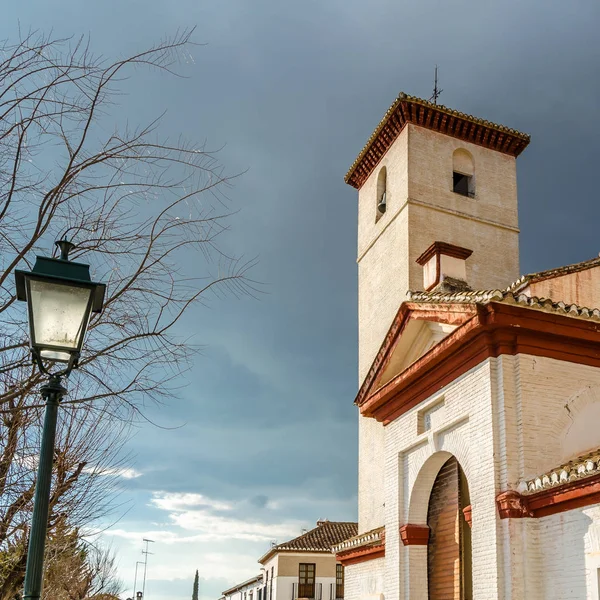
[142,538,155,599]
[429,65,443,105]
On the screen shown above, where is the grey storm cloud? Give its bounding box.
[1,0,599,598]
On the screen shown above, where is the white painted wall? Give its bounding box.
[344,558,384,600]
[274,576,338,600]
[348,352,600,600]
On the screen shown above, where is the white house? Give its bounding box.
[222,575,263,600]
[258,520,357,600]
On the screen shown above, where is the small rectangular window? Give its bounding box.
[417,397,445,435]
[453,172,473,197]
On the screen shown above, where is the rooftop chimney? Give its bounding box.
[416,242,472,292]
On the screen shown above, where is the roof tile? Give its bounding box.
[274,521,358,553]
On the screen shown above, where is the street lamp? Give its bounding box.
[15,240,106,600]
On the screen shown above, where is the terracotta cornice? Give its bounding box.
[497,472,600,519]
[496,490,532,519]
[336,543,385,566]
[355,302,478,408]
[399,524,430,546]
[335,528,386,566]
[462,505,472,528]
[359,302,600,424]
[415,241,473,266]
[345,93,530,190]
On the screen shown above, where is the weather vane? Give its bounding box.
[429,65,443,105]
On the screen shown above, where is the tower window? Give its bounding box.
[453,172,474,197]
[452,149,475,198]
[376,166,387,221]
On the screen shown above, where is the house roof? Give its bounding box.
[345,92,530,189]
[222,575,263,596]
[258,520,358,564]
[407,289,600,321]
[508,255,600,293]
[521,448,600,495]
[331,526,385,554]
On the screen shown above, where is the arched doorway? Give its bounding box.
[427,456,472,600]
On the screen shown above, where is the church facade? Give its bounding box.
[333,93,600,599]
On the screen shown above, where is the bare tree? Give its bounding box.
[0,28,255,596]
[0,27,256,416]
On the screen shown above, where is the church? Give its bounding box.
[332,93,600,599]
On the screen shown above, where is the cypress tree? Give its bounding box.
[192,570,199,600]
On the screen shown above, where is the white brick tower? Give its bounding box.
[346,93,530,534]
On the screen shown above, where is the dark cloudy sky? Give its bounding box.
[2,1,599,599]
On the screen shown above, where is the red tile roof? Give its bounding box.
[259,520,358,564]
[345,93,530,190]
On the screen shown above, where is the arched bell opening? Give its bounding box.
[376,166,387,221]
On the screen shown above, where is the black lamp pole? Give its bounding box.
[22,375,66,600]
[15,241,105,600]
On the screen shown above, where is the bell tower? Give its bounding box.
[346,93,530,532]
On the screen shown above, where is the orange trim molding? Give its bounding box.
[416,241,473,265]
[496,490,531,519]
[336,540,385,566]
[355,302,478,409]
[497,472,600,519]
[358,302,600,425]
[415,242,473,292]
[462,505,472,528]
[399,524,430,546]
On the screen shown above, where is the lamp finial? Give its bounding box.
[55,240,75,261]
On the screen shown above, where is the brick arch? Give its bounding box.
[408,438,472,525]
[452,148,474,177]
[408,451,453,525]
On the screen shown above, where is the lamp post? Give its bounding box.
[15,240,106,600]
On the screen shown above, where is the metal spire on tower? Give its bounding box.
[429,65,443,105]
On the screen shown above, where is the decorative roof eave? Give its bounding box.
[496,450,600,519]
[508,256,600,294]
[222,575,263,596]
[407,289,600,322]
[333,527,385,566]
[345,93,531,190]
[257,546,334,565]
[355,302,480,409]
[521,449,600,495]
[358,301,600,425]
[331,526,385,554]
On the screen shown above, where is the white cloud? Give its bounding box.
[151,492,232,512]
[147,491,301,543]
[92,466,143,479]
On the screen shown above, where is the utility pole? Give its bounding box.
[133,560,144,598]
[142,538,155,598]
